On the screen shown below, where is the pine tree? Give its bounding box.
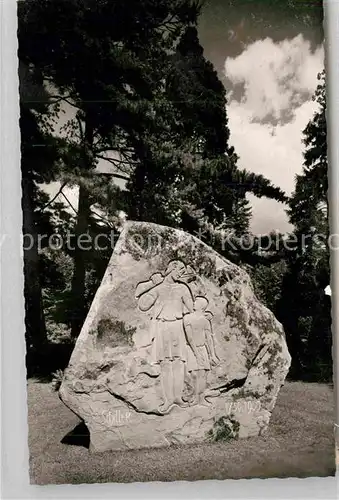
[19,0,202,336]
[277,71,331,381]
[19,61,66,370]
[127,24,288,243]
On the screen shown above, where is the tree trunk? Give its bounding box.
[276,264,305,380]
[21,173,47,355]
[70,116,93,337]
[70,183,91,337]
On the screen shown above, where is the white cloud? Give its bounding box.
[225,35,324,123]
[224,35,324,234]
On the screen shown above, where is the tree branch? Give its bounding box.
[50,94,80,109]
[94,147,136,156]
[96,154,135,170]
[60,191,78,214]
[38,182,68,212]
[96,171,130,181]
[90,209,115,229]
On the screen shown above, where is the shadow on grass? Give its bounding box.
[61,421,90,449]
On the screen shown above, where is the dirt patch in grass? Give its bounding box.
[27,380,335,484]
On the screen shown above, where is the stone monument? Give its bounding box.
[59,221,291,452]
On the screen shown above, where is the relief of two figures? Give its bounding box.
[135,260,219,414]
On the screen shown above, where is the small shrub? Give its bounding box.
[46,321,72,344]
[51,369,64,392]
[208,416,240,442]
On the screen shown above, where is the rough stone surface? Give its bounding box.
[59,221,291,452]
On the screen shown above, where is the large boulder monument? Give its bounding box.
[59,221,291,452]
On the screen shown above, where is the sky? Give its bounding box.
[225,36,323,234]
[44,0,325,235]
[198,0,325,234]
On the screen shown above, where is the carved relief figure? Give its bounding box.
[135,260,194,413]
[184,297,219,405]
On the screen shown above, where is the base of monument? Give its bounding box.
[60,389,272,453]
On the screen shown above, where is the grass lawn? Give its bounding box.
[27,379,335,485]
